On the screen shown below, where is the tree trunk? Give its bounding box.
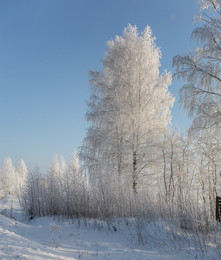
[133,151,137,194]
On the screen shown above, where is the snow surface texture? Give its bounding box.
[0,197,220,259]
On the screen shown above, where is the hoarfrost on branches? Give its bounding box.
[173,0,221,133]
[81,24,174,193]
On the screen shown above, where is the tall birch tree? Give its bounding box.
[81,25,174,193]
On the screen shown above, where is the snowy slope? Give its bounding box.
[0,215,180,260]
[0,197,220,260]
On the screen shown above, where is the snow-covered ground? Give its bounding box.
[0,196,220,259]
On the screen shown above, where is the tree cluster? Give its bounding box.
[21,153,88,218]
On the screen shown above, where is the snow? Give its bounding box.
[0,196,220,259]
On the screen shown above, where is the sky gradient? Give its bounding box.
[0,0,199,171]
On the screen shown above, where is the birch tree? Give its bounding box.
[63,153,86,217]
[16,159,28,193]
[0,158,16,196]
[173,0,221,132]
[81,25,174,193]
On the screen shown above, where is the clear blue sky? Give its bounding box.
[0,0,198,171]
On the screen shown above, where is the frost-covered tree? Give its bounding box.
[64,153,84,192]
[61,153,86,217]
[59,155,66,175]
[81,25,174,193]
[49,155,61,179]
[16,159,28,193]
[46,155,66,215]
[173,0,221,132]
[65,153,85,192]
[192,128,221,217]
[160,133,196,208]
[69,152,80,172]
[0,158,16,196]
[172,0,221,223]
[21,167,44,218]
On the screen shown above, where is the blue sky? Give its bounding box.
[0,0,199,171]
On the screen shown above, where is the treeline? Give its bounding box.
[19,131,220,229]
